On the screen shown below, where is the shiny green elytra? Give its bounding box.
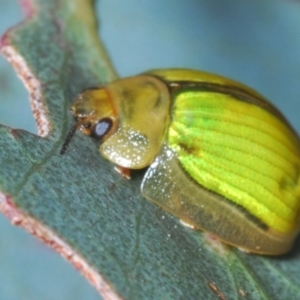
[62,69,300,255]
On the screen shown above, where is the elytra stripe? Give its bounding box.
[165,80,297,136]
[167,91,300,233]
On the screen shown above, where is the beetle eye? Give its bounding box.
[92,118,113,139]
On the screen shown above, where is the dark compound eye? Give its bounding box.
[92,118,113,139]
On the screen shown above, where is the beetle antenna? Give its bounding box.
[60,123,79,155]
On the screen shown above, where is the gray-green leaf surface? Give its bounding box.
[1,0,300,299]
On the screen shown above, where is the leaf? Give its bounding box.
[1,1,300,300]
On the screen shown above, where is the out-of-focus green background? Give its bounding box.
[0,0,300,299]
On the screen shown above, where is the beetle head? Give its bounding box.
[60,87,117,154]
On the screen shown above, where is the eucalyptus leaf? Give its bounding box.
[1,0,300,300]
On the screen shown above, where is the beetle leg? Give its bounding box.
[114,165,131,179]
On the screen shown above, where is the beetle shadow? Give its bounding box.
[106,167,147,194]
[267,233,300,261]
[129,167,148,180]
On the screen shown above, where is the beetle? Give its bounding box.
[61,69,300,255]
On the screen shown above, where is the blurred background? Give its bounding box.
[0,0,300,299]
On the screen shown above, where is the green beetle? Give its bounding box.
[61,69,300,255]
